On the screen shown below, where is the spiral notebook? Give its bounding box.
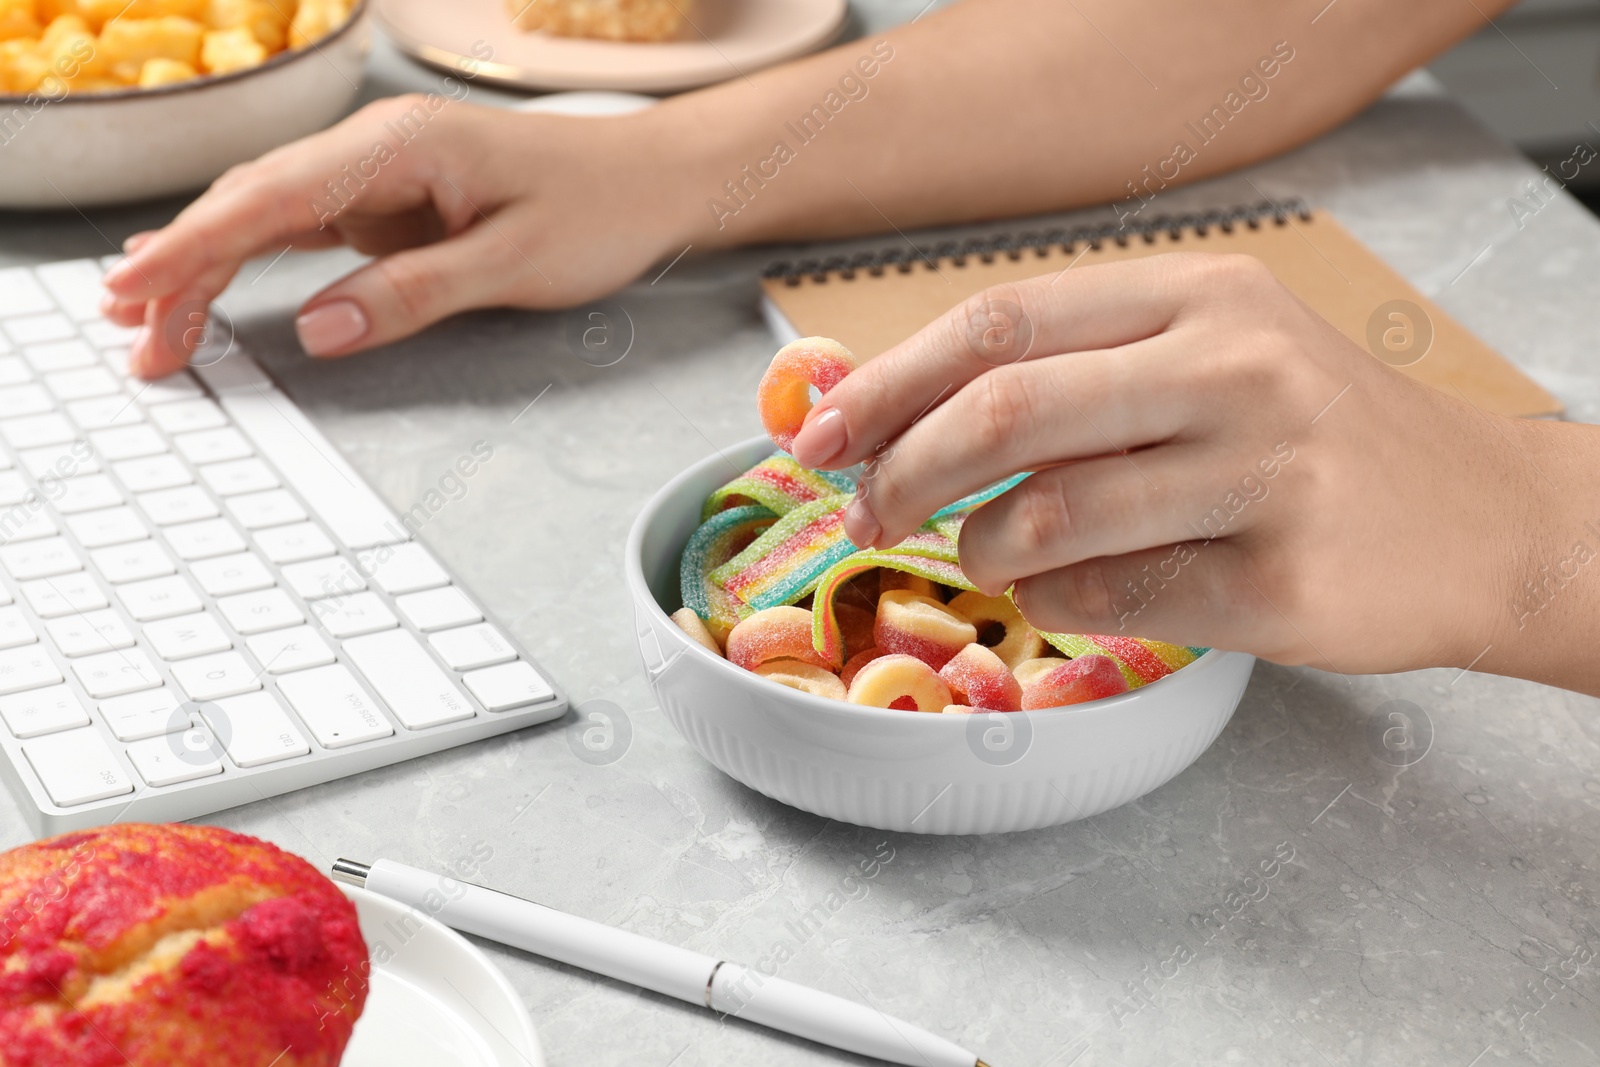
[759,201,1561,419]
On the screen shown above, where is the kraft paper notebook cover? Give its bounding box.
[759,201,1562,419]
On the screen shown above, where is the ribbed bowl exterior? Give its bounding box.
[627,437,1255,835]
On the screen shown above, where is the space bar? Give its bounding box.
[219,388,406,549]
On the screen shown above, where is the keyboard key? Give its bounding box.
[22,442,99,477]
[150,398,226,435]
[46,609,134,657]
[67,506,148,548]
[0,384,54,418]
[116,574,202,621]
[189,551,274,596]
[311,591,396,638]
[463,661,554,712]
[358,542,448,595]
[428,623,518,671]
[395,587,481,632]
[280,556,364,600]
[137,486,219,526]
[82,320,140,349]
[0,357,27,385]
[66,395,142,429]
[171,651,260,701]
[113,454,190,491]
[203,692,310,767]
[221,390,405,550]
[91,425,167,460]
[1,537,79,579]
[0,509,57,546]
[173,428,251,464]
[276,664,392,749]
[24,728,133,806]
[143,612,232,660]
[0,684,89,738]
[22,338,95,371]
[0,471,29,505]
[344,630,474,730]
[1,413,75,449]
[45,367,119,402]
[9,317,77,345]
[199,458,277,496]
[73,648,162,698]
[217,589,302,635]
[164,518,246,561]
[226,489,305,530]
[54,475,122,514]
[129,372,204,405]
[100,687,183,741]
[34,260,104,321]
[254,522,335,564]
[191,353,271,393]
[21,573,107,617]
[0,645,63,694]
[127,730,225,786]
[0,584,12,606]
[91,540,175,584]
[0,267,54,316]
[246,626,334,674]
[0,604,35,649]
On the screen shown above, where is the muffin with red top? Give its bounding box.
[0,823,368,1067]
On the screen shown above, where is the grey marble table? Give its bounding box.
[2,19,1599,1067]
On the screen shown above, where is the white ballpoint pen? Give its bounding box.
[332,858,990,1067]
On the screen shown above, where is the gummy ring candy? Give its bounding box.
[725,606,840,671]
[1020,654,1129,710]
[880,571,939,599]
[1012,657,1068,687]
[670,608,722,655]
[846,653,953,712]
[939,643,1022,711]
[873,590,977,671]
[840,647,886,688]
[946,591,1046,670]
[758,337,859,454]
[755,659,847,701]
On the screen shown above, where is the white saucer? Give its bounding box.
[340,885,544,1067]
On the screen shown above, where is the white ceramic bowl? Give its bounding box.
[0,5,370,209]
[627,436,1257,835]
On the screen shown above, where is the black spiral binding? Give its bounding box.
[762,198,1312,286]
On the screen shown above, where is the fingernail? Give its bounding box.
[123,231,153,254]
[296,300,368,356]
[102,257,140,290]
[791,406,848,468]
[845,494,881,549]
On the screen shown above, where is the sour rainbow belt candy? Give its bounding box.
[808,550,975,665]
[679,504,777,640]
[702,451,856,521]
[710,493,857,610]
[758,337,859,453]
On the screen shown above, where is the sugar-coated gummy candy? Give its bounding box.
[834,602,876,659]
[945,591,1046,670]
[1021,654,1130,710]
[679,504,777,642]
[846,654,954,712]
[726,606,840,671]
[808,551,974,665]
[873,590,977,671]
[939,643,1022,711]
[755,659,848,700]
[702,452,856,521]
[758,337,860,453]
[711,493,857,610]
[840,646,886,687]
[880,571,939,599]
[1013,657,1067,687]
[670,608,723,655]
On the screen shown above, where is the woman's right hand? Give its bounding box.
[101,95,705,377]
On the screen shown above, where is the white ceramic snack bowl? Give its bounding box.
[0,4,370,209]
[628,436,1256,835]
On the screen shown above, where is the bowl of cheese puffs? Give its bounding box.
[0,0,369,208]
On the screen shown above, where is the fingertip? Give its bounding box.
[123,230,156,255]
[295,299,370,357]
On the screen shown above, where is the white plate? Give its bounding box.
[341,885,543,1067]
[376,0,847,93]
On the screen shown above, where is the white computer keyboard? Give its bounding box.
[0,257,567,837]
